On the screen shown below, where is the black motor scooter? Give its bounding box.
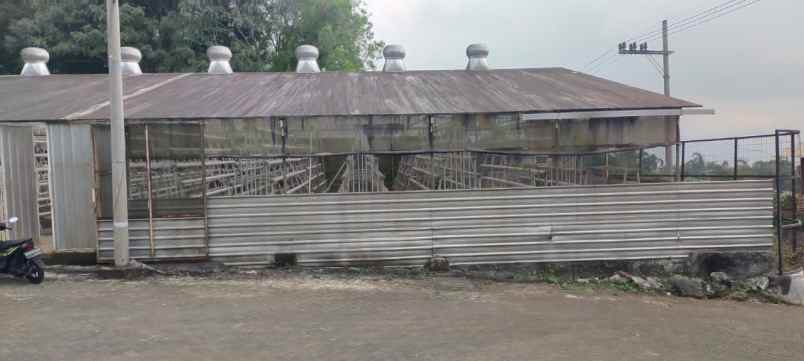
[0,217,45,284]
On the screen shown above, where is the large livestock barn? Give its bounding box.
[0,44,775,267]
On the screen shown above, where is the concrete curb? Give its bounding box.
[771,270,804,305]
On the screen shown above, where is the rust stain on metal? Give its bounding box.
[0,68,699,122]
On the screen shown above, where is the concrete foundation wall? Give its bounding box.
[525,115,679,151]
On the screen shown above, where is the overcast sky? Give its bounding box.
[365,0,802,139]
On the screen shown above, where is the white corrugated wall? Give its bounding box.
[47,124,97,250]
[0,125,39,241]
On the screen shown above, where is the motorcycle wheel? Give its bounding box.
[26,261,45,284]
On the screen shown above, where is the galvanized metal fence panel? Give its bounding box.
[97,218,206,262]
[206,180,773,267]
[48,124,97,250]
[0,125,39,241]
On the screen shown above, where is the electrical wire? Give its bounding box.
[645,56,664,76]
[617,0,746,44]
[583,0,761,74]
[586,51,620,74]
[583,0,760,71]
[590,55,623,76]
[629,0,750,44]
[640,0,760,43]
[659,0,747,36]
[582,49,615,70]
[668,0,761,37]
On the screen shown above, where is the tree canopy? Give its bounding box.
[0,0,34,74]
[0,0,383,74]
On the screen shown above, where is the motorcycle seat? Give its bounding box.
[0,239,29,252]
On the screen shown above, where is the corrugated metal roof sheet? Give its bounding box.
[0,74,172,121]
[0,68,699,121]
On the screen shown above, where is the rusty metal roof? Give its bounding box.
[0,74,171,121]
[0,68,699,122]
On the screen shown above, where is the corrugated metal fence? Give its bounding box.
[97,218,206,262]
[47,124,97,250]
[205,180,773,267]
[0,126,39,241]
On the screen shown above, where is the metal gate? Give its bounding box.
[205,180,774,267]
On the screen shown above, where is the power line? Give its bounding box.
[593,56,623,76]
[584,48,621,72]
[587,52,622,74]
[641,0,759,42]
[583,0,761,72]
[582,49,614,70]
[668,0,761,36]
[583,0,761,73]
[586,48,618,73]
[633,0,748,43]
[627,0,746,42]
[663,0,747,34]
[645,55,664,76]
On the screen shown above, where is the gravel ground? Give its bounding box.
[1,270,803,361]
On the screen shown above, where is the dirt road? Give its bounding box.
[1,271,802,361]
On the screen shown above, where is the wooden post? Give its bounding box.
[637,149,643,183]
[144,125,155,258]
[200,122,209,255]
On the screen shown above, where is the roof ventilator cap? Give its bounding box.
[207,45,233,74]
[295,45,321,73]
[466,43,490,71]
[20,47,50,76]
[382,44,406,72]
[120,47,143,76]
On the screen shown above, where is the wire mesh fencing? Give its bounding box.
[87,121,800,226]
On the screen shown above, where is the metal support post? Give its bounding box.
[637,148,643,183]
[675,143,681,181]
[791,133,798,251]
[733,138,739,180]
[775,130,784,275]
[680,142,686,181]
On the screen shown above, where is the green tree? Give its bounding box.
[172,0,277,72]
[4,0,161,74]
[638,152,663,174]
[683,152,731,177]
[0,0,34,74]
[267,0,384,71]
[1,0,383,74]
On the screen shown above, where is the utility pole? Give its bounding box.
[618,20,673,95]
[661,19,671,97]
[618,20,676,176]
[107,0,129,267]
